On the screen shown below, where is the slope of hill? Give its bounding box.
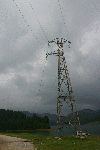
[21,109,100,126]
[67,109,100,125]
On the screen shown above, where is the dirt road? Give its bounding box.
[0,134,37,150]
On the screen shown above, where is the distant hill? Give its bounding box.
[21,111,57,126]
[21,111,34,117]
[38,113,57,126]
[21,109,100,126]
[67,109,100,125]
[76,109,100,124]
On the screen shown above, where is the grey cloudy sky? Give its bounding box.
[0,0,100,115]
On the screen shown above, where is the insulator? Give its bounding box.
[60,44,63,48]
[57,40,59,44]
[68,41,71,44]
[63,57,65,61]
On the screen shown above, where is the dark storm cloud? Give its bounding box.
[0,0,100,114]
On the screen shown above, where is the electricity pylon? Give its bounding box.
[46,38,80,138]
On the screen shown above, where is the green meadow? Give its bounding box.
[0,132,100,150]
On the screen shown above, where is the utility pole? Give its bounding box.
[46,38,80,138]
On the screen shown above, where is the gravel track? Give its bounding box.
[0,134,37,150]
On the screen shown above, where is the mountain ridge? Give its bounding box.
[21,109,100,126]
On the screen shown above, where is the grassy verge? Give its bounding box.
[0,133,100,150]
[4,128,55,132]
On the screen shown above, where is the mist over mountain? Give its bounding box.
[21,109,100,126]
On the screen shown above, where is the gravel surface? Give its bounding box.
[0,134,37,150]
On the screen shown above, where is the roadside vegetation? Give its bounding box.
[0,109,50,130]
[1,133,100,150]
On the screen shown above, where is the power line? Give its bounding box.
[13,0,39,43]
[57,0,70,41]
[12,0,47,102]
[47,38,80,138]
[57,1,81,136]
[29,2,49,42]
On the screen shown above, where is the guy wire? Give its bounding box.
[12,0,47,102]
[29,2,49,42]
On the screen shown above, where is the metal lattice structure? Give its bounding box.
[46,38,80,137]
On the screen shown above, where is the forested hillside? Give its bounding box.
[66,109,100,125]
[21,109,100,126]
[0,109,50,131]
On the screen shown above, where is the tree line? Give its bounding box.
[0,109,51,131]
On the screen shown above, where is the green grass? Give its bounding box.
[4,128,55,132]
[0,133,100,150]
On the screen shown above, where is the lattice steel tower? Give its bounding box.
[46,38,80,138]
